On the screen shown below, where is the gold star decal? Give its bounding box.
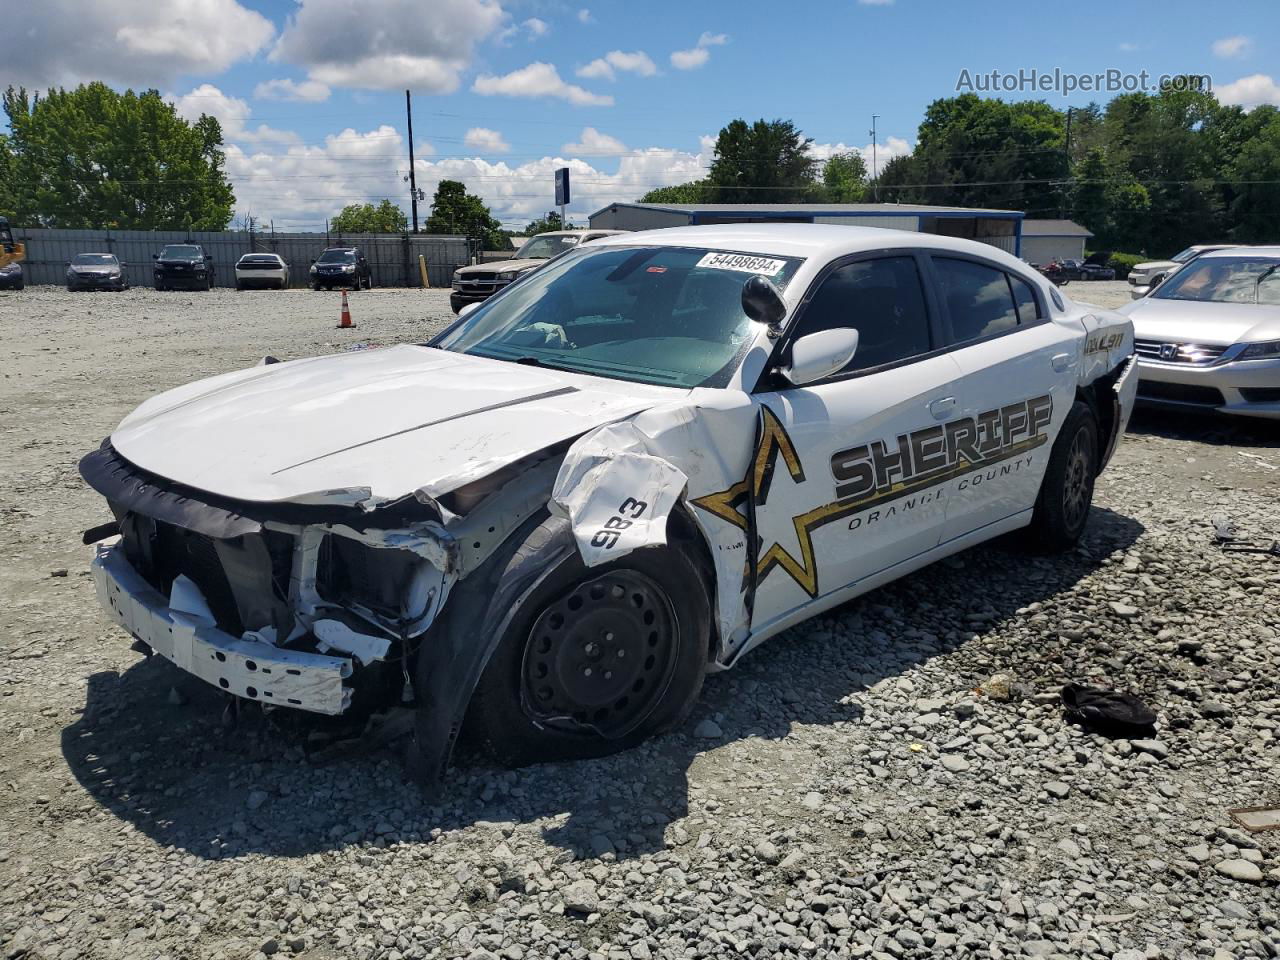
[691,406,824,598]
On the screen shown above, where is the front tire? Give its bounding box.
[1028,400,1098,551]
[463,527,711,767]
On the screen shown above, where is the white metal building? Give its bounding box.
[588,202,1025,256]
[1019,219,1094,265]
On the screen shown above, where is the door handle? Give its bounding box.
[1052,352,1075,373]
[928,396,956,420]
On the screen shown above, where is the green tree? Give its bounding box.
[1071,148,1109,238]
[1223,108,1280,243]
[522,210,575,235]
[638,181,708,204]
[705,119,818,203]
[822,152,867,202]
[423,179,505,247]
[2,83,234,228]
[900,94,1067,215]
[331,199,407,234]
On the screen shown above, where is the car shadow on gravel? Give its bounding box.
[1128,407,1279,448]
[61,505,1144,864]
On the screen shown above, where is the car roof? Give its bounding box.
[584,222,1031,268]
[75,251,116,256]
[1199,246,1280,259]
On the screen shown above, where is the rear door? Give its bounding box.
[926,254,1078,542]
[732,253,965,629]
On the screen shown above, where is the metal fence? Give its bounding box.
[12,228,475,289]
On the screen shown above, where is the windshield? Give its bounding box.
[160,245,200,259]
[433,245,804,388]
[1152,256,1280,304]
[318,250,356,263]
[516,234,580,260]
[72,254,117,265]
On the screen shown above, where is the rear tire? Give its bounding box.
[463,526,711,767]
[1027,400,1098,552]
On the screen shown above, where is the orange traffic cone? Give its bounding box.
[337,290,354,329]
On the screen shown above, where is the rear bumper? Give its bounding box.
[91,541,354,714]
[1136,357,1280,420]
[236,272,287,288]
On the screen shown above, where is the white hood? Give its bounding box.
[1119,297,1280,345]
[111,345,678,507]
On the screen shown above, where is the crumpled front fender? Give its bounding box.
[408,512,574,787]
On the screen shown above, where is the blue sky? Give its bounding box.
[5,0,1279,231]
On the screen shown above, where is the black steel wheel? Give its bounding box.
[521,569,680,739]
[459,516,711,767]
[1028,399,1098,551]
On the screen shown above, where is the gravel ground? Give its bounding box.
[1,282,1277,960]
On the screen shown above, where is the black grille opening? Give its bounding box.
[1137,380,1225,406]
[1240,387,1280,403]
[150,524,243,633]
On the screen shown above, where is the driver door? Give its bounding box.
[741,253,966,632]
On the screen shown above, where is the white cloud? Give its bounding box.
[1217,73,1280,108]
[472,62,613,106]
[808,136,914,175]
[670,32,728,71]
[577,50,658,81]
[271,0,504,93]
[1212,35,1252,59]
[169,84,299,145]
[524,17,549,38]
[0,0,273,88]
[464,127,511,153]
[221,124,714,230]
[1118,42,1139,53]
[578,8,594,23]
[562,127,628,156]
[253,77,332,102]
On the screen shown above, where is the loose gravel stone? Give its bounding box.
[1215,860,1264,883]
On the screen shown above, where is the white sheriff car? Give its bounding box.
[79,224,1137,781]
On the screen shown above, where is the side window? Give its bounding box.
[791,256,932,374]
[933,257,1019,343]
[1010,275,1041,324]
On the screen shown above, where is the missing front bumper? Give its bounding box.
[92,542,354,714]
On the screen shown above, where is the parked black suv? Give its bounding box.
[309,247,371,290]
[154,244,216,290]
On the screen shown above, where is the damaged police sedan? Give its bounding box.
[80,224,1137,781]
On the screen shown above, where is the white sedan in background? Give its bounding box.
[80,224,1136,782]
[1119,247,1280,419]
[234,252,290,290]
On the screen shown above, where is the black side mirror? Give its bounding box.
[741,275,787,336]
[65,260,71,266]
[310,258,316,264]
[152,254,158,260]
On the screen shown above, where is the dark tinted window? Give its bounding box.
[792,256,931,374]
[318,249,357,263]
[934,257,1019,343]
[1010,275,1041,324]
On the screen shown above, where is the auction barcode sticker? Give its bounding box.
[696,252,787,276]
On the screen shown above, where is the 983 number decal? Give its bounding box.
[590,497,648,549]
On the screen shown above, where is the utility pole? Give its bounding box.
[406,89,419,233]
[870,115,880,202]
[1060,107,1074,220]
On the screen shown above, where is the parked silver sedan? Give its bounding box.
[1118,248,1280,419]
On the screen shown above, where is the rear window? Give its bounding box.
[934,257,1020,343]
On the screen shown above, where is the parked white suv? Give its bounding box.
[450,229,627,313]
[1128,245,1238,299]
